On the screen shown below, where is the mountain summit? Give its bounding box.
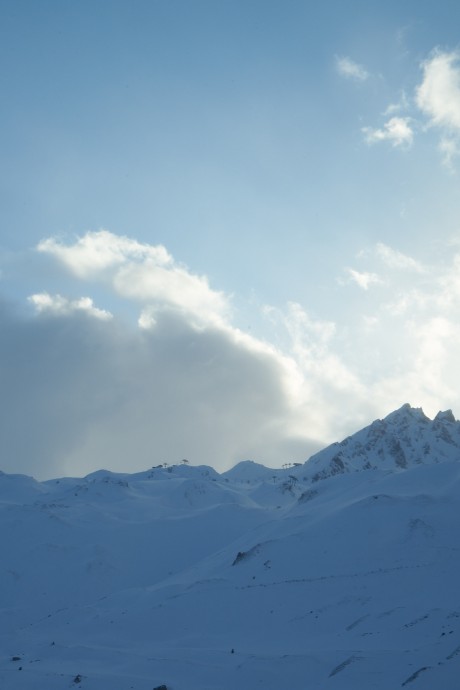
[303,403,460,483]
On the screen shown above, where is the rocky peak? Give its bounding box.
[304,404,460,483]
[434,409,456,423]
[384,403,430,425]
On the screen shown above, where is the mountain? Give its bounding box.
[1,405,460,689]
[301,402,460,482]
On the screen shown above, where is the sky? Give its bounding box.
[2,0,460,479]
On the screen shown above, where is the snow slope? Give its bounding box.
[1,405,460,689]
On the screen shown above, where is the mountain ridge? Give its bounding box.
[302,402,460,483]
[1,403,458,489]
[1,404,460,689]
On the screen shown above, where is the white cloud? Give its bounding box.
[416,51,460,131]
[384,91,409,116]
[372,316,460,415]
[358,49,460,166]
[21,231,331,477]
[336,56,369,82]
[346,268,383,290]
[376,243,424,272]
[438,136,460,169]
[363,117,414,148]
[332,240,460,418]
[284,302,336,356]
[113,261,228,327]
[28,292,113,320]
[264,302,367,440]
[37,230,172,278]
[414,50,460,168]
[383,289,429,317]
[437,252,460,309]
[38,230,229,328]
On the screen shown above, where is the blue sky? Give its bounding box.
[2,0,460,478]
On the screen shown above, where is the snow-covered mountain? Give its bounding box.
[302,402,460,482]
[1,405,460,689]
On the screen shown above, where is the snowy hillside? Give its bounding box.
[1,405,460,689]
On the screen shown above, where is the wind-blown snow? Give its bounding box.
[1,405,460,689]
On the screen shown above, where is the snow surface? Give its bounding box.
[1,405,460,689]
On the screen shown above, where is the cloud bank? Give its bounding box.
[2,231,328,479]
[2,297,321,479]
[2,230,460,480]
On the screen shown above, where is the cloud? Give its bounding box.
[264,302,368,439]
[7,230,460,481]
[38,230,229,328]
[371,316,460,414]
[332,239,460,418]
[37,230,172,278]
[346,268,383,290]
[362,117,414,148]
[114,262,227,327]
[438,136,460,170]
[0,232,335,479]
[358,49,460,166]
[416,50,460,131]
[437,252,460,309]
[414,50,460,168]
[376,243,424,272]
[28,292,113,320]
[384,91,409,116]
[0,298,324,479]
[336,56,369,81]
